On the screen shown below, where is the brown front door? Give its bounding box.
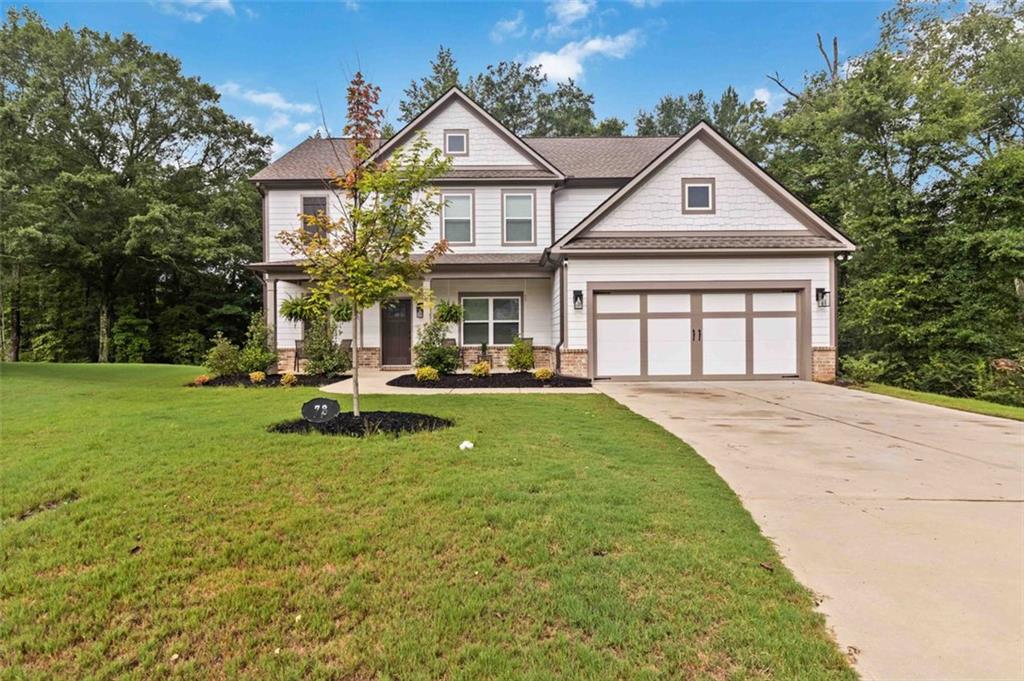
[381,299,412,366]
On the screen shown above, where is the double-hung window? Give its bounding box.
[462,296,521,345]
[442,192,473,244]
[301,195,328,233]
[502,191,535,243]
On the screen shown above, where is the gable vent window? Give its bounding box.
[682,179,715,214]
[301,195,328,232]
[444,130,468,156]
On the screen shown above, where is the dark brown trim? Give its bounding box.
[440,188,476,245]
[500,188,537,246]
[586,280,812,381]
[586,229,813,237]
[443,129,469,156]
[681,177,716,214]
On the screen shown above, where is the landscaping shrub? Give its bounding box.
[434,300,463,325]
[533,367,554,381]
[193,374,211,386]
[238,312,278,373]
[203,332,242,377]
[281,372,298,387]
[840,353,888,385]
[249,371,266,385]
[111,312,151,363]
[973,358,1024,407]
[471,360,490,377]
[304,322,352,375]
[413,317,460,374]
[167,330,207,366]
[507,336,534,372]
[416,366,439,382]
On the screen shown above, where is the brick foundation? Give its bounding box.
[458,346,554,371]
[275,349,307,374]
[558,349,589,378]
[812,347,837,383]
[357,347,381,369]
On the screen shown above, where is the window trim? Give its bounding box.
[440,190,475,245]
[443,129,469,156]
[681,178,716,214]
[299,193,330,232]
[458,293,524,347]
[501,189,537,245]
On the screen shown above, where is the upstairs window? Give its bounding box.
[682,179,715,214]
[502,191,535,244]
[442,192,473,244]
[301,195,328,233]
[462,296,521,345]
[444,130,468,156]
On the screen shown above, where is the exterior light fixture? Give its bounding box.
[573,290,584,310]
[416,304,424,319]
[816,288,831,308]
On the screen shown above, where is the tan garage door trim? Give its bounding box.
[587,280,812,381]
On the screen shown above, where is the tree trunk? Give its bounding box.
[98,301,111,363]
[8,262,21,362]
[351,307,361,416]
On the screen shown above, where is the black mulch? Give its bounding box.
[190,373,350,388]
[268,411,453,437]
[386,372,592,389]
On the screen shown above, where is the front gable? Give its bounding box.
[552,122,854,252]
[372,88,563,177]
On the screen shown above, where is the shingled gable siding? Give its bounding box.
[563,257,832,350]
[418,99,538,168]
[590,137,811,233]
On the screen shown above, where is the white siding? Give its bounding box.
[430,277,554,346]
[265,189,347,262]
[591,138,808,233]
[565,257,831,348]
[416,99,538,168]
[425,185,553,252]
[275,281,305,349]
[554,187,615,241]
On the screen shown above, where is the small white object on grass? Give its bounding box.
[459,440,474,450]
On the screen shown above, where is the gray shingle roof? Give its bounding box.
[248,252,546,271]
[523,137,677,179]
[561,234,844,250]
[251,136,678,182]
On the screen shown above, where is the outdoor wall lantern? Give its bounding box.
[816,288,831,308]
[416,303,424,319]
[573,290,584,310]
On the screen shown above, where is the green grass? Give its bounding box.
[1,363,853,680]
[857,382,1024,421]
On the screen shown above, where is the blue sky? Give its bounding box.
[25,0,890,156]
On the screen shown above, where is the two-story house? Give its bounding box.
[248,88,854,382]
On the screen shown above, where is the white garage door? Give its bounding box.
[592,289,801,380]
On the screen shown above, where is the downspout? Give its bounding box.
[556,257,567,374]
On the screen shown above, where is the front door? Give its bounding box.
[381,299,412,366]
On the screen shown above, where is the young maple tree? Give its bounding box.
[280,72,452,415]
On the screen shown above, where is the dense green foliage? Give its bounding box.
[413,315,460,374]
[302,320,352,375]
[238,312,277,374]
[506,336,535,372]
[0,8,270,363]
[0,363,854,677]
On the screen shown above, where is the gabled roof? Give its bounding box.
[251,137,378,182]
[523,136,676,179]
[551,121,855,252]
[368,87,564,179]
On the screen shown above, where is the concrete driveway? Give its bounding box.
[596,380,1024,680]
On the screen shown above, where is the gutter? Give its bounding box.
[556,257,567,374]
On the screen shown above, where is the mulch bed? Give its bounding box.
[190,373,350,388]
[386,372,592,389]
[268,411,453,437]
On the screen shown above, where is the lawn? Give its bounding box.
[856,382,1024,422]
[1,363,853,680]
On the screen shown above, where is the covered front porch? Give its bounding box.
[257,254,559,373]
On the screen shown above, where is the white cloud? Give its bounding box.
[529,29,642,81]
[219,81,316,114]
[264,112,291,132]
[155,0,235,23]
[294,122,320,136]
[536,0,594,39]
[753,87,786,114]
[343,0,359,10]
[490,10,526,43]
[625,0,662,6]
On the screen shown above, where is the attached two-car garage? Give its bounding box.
[590,284,809,380]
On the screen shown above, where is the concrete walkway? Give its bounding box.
[595,380,1024,681]
[320,370,598,395]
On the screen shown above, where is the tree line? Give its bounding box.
[1,2,1021,404]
